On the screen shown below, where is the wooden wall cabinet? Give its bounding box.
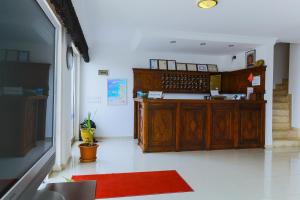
[133,66,266,95]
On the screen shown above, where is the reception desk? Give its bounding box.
[134,98,266,152]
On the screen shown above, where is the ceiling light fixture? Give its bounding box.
[197,0,218,9]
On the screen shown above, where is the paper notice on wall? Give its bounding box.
[210,90,220,96]
[247,87,254,100]
[252,75,261,86]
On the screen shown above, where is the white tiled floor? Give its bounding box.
[49,138,300,200]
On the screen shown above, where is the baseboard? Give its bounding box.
[95,136,134,140]
[52,155,72,172]
[292,127,300,134]
[74,136,135,143]
[52,164,62,172]
[265,145,273,149]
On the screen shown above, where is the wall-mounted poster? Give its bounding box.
[108,79,127,105]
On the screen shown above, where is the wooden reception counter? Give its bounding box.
[134,98,266,152]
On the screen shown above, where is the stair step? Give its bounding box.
[273,96,289,103]
[273,103,289,109]
[273,122,290,130]
[273,109,289,116]
[273,116,289,123]
[282,79,289,85]
[275,83,289,90]
[273,130,300,139]
[273,139,300,148]
[273,90,288,96]
[273,89,288,94]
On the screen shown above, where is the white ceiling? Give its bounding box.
[136,37,258,55]
[72,0,300,55]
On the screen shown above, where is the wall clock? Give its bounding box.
[66,46,74,70]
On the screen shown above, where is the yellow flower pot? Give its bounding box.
[80,128,95,144]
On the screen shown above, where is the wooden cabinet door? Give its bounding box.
[180,103,207,150]
[147,103,176,152]
[238,104,263,148]
[211,104,235,149]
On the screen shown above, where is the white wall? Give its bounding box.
[80,45,275,146]
[226,51,246,70]
[273,43,289,87]
[289,44,300,128]
[256,45,275,147]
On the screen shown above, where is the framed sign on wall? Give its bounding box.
[107,79,127,105]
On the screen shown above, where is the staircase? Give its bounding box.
[272,79,300,147]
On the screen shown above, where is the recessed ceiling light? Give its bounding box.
[197,0,218,9]
[170,41,177,44]
[228,44,235,47]
[200,42,207,46]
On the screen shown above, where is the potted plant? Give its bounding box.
[80,117,96,141]
[79,112,99,163]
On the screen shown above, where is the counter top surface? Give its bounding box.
[134,98,266,104]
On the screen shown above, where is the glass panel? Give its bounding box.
[0,0,55,197]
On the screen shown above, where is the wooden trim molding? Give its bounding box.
[49,0,90,62]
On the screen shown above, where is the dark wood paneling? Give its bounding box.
[147,103,177,152]
[133,66,266,96]
[179,103,207,150]
[134,70,162,92]
[238,104,263,148]
[50,0,90,62]
[221,66,266,95]
[133,69,218,95]
[0,96,47,156]
[211,104,235,149]
[135,98,266,152]
[36,100,47,140]
[20,98,37,154]
[0,62,50,94]
[0,62,50,156]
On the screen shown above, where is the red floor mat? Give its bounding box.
[72,170,193,199]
